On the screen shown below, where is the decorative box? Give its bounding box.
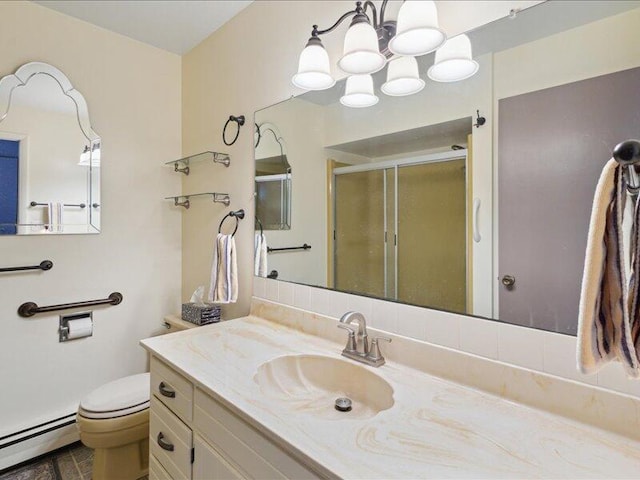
[181,303,221,325]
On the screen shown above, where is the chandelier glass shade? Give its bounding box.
[427,34,479,82]
[340,74,379,108]
[388,0,446,56]
[381,56,425,96]
[338,20,387,75]
[78,143,101,167]
[292,37,336,90]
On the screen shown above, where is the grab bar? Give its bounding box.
[267,244,311,253]
[0,260,53,273]
[18,292,123,318]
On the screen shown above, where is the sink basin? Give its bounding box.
[254,354,394,420]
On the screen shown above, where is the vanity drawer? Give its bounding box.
[193,434,243,480]
[150,454,174,480]
[151,356,193,422]
[194,389,320,480]
[150,396,193,480]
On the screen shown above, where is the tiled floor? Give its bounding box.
[0,443,92,480]
[55,444,93,480]
[0,443,148,480]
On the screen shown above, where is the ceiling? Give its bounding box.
[326,118,472,159]
[32,0,254,55]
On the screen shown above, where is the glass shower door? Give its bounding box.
[396,159,467,312]
[334,169,386,297]
[333,156,467,311]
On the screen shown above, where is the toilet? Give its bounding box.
[76,373,151,480]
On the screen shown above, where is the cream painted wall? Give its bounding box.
[0,0,181,465]
[493,7,640,99]
[182,0,536,319]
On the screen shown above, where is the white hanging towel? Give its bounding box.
[577,159,640,377]
[47,201,63,233]
[208,233,238,304]
[254,232,268,277]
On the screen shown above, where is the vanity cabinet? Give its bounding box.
[148,356,322,480]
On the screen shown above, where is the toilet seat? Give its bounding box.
[79,373,150,420]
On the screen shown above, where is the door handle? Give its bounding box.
[158,382,176,398]
[157,432,175,452]
[501,275,516,289]
[473,198,481,243]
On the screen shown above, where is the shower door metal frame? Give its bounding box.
[332,149,468,301]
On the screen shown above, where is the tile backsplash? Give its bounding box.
[253,277,640,399]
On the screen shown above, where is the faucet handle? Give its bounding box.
[368,335,392,362]
[373,335,392,343]
[337,324,357,353]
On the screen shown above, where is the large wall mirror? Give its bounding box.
[0,62,101,235]
[254,1,640,335]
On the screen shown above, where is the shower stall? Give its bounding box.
[332,150,469,313]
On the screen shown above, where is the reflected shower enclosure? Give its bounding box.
[333,152,468,312]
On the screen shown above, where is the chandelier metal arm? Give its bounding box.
[310,0,398,38]
[379,0,391,25]
[362,1,379,28]
[312,9,359,37]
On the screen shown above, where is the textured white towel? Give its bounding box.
[577,159,640,377]
[47,201,63,233]
[208,233,238,304]
[254,233,268,277]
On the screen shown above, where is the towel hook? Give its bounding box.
[255,216,263,236]
[218,209,245,236]
[613,139,640,195]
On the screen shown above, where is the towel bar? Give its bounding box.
[267,244,311,253]
[18,292,123,317]
[0,260,53,273]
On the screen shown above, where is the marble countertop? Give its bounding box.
[141,316,640,479]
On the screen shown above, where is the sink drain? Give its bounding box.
[335,397,352,412]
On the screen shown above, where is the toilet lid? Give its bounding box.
[79,373,150,419]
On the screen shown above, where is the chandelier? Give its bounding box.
[292,1,479,107]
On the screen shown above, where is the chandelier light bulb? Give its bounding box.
[340,74,379,108]
[381,56,425,96]
[338,17,387,75]
[427,34,479,82]
[292,37,336,90]
[388,0,446,57]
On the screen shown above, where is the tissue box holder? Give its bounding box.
[181,303,220,325]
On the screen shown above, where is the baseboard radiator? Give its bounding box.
[0,413,78,470]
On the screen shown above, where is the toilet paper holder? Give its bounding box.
[59,311,93,342]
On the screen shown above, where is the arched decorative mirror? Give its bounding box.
[255,122,291,230]
[0,62,101,235]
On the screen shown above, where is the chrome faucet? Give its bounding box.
[338,311,391,367]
